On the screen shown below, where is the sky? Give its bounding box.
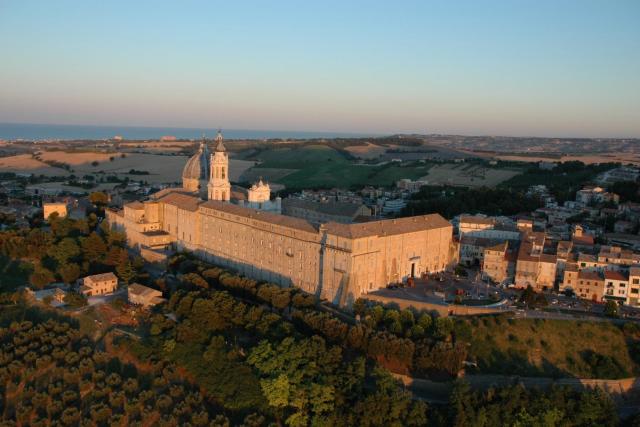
[0,0,639,138]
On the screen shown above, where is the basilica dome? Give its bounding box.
[182,139,209,192]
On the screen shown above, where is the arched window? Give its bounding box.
[222,168,226,179]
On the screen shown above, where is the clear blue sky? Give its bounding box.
[1,0,639,137]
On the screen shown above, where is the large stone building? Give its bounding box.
[107,132,454,306]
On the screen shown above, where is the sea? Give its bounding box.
[0,122,375,141]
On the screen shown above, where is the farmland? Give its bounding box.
[0,151,254,184]
[418,163,522,188]
[241,144,432,189]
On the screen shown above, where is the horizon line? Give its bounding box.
[0,120,638,141]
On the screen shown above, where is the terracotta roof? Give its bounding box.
[578,271,603,281]
[84,272,117,283]
[149,187,193,200]
[540,254,557,263]
[459,215,494,225]
[128,283,162,297]
[578,253,597,262]
[565,263,578,272]
[630,266,640,277]
[572,235,595,245]
[604,270,628,281]
[523,231,546,245]
[156,191,202,212]
[325,214,451,239]
[200,200,319,233]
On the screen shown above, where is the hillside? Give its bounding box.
[458,316,640,379]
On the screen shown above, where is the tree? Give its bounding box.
[260,374,290,417]
[89,191,108,207]
[50,237,81,265]
[64,291,88,308]
[417,313,433,330]
[519,285,544,307]
[116,259,136,284]
[604,300,619,318]
[610,181,640,203]
[87,212,99,229]
[81,232,107,263]
[30,265,55,289]
[58,262,81,284]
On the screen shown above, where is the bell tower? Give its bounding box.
[207,130,231,201]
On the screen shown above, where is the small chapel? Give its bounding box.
[180,131,281,213]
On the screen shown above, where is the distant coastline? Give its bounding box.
[0,122,377,141]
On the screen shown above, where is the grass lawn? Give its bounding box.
[458,316,640,379]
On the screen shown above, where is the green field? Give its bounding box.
[245,145,431,189]
[458,316,640,379]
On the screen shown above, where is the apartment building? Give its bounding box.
[603,270,628,303]
[482,241,516,284]
[514,232,557,291]
[629,267,640,306]
[576,271,604,302]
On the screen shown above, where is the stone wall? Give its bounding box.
[363,294,508,317]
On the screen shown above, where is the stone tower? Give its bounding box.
[207,130,231,201]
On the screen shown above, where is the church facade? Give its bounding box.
[107,132,454,305]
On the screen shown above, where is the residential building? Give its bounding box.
[629,267,640,306]
[482,241,516,284]
[458,215,495,236]
[514,232,557,291]
[603,270,628,303]
[381,198,407,215]
[576,271,604,302]
[575,186,619,206]
[43,202,68,220]
[561,264,579,292]
[396,178,428,193]
[597,166,640,185]
[128,283,166,307]
[79,272,118,296]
